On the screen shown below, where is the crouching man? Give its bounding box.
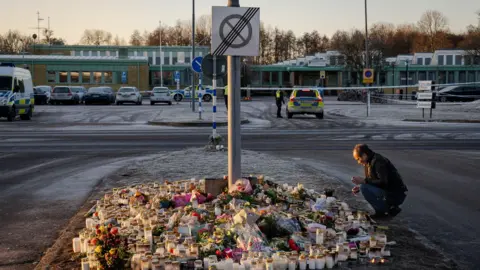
[351,144,408,219]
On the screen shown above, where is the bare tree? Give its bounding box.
[196,15,211,45]
[460,12,480,64]
[417,10,449,51]
[130,30,144,46]
[0,30,33,54]
[80,29,113,45]
[114,35,126,46]
[42,29,65,45]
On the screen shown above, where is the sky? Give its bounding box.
[0,0,478,44]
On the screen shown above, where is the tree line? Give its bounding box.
[1,10,479,72]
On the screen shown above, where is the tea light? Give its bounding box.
[85,218,95,229]
[308,256,316,269]
[316,229,324,245]
[298,256,306,270]
[350,248,358,260]
[325,253,334,269]
[72,238,82,253]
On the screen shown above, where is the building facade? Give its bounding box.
[1,45,479,92]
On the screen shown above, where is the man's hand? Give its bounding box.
[352,176,365,185]
[352,185,360,195]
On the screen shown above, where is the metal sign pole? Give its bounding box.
[227,0,242,190]
[213,56,217,137]
[367,89,371,117]
[199,95,202,120]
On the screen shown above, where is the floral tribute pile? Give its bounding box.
[73,176,394,270]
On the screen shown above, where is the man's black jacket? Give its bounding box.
[365,153,408,193]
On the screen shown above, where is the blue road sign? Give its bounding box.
[365,70,372,78]
[191,56,203,73]
[121,71,127,84]
[174,71,180,82]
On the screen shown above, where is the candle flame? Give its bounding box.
[371,258,376,264]
[380,258,386,263]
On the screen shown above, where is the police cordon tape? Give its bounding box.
[237,81,480,91]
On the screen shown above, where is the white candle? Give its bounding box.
[308,257,315,269]
[325,255,334,269]
[316,229,324,245]
[299,259,306,270]
[215,205,222,216]
[81,258,90,270]
[288,260,296,270]
[72,238,82,253]
[316,255,326,269]
[225,258,234,270]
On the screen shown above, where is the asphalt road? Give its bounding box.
[1,107,480,268]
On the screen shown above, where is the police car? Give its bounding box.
[0,64,35,121]
[286,88,324,119]
[171,85,214,102]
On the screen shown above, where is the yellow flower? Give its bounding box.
[95,246,103,254]
[99,225,106,232]
[109,248,117,255]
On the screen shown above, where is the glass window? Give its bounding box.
[295,90,317,97]
[465,56,472,65]
[71,72,79,83]
[271,72,278,84]
[53,87,70,93]
[93,72,102,84]
[262,72,270,85]
[467,71,476,82]
[459,71,466,83]
[425,58,431,65]
[104,72,113,84]
[438,55,444,65]
[446,55,453,65]
[148,57,153,65]
[155,57,161,65]
[47,71,56,83]
[100,51,106,56]
[185,57,191,64]
[438,71,446,84]
[455,55,462,65]
[82,72,91,84]
[428,71,436,81]
[59,71,68,83]
[417,58,423,65]
[118,87,135,93]
[0,76,13,90]
[447,72,454,83]
[17,78,25,93]
[418,71,427,81]
[172,57,177,64]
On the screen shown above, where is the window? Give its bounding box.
[455,55,462,65]
[417,58,423,65]
[438,55,444,65]
[447,71,454,83]
[172,57,178,64]
[185,57,191,64]
[271,72,278,84]
[71,72,80,83]
[425,58,431,65]
[59,71,68,83]
[53,87,70,93]
[82,72,91,84]
[164,56,169,65]
[262,72,270,85]
[438,71,446,84]
[459,71,466,83]
[418,71,427,81]
[295,90,317,97]
[446,55,453,65]
[93,72,102,84]
[47,71,56,83]
[465,56,473,65]
[104,72,113,84]
[148,57,153,65]
[428,71,436,81]
[467,71,476,82]
[17,78,25,93]
[0,76,13,90]
[155,57,161,65]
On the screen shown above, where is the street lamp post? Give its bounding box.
[159,21,163,86]
[405,60,409,100]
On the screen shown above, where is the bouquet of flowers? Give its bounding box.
[90,224,129,269]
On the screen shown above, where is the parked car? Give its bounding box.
[84,87,115,105]
[51,86,80,105]
[116,87,142,105]
[286,88,324,119]
[33,87,50,105]
[34,85,52,104]
[150,87,173,105]
[70,86,87,103]
[437,85,480,102]
[172,85,214,102]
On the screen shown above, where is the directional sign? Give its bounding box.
[417,101,432,109]
[417,92,433,100]
[201,54,227,79]
[174,71,180,82]
[212,6,260,56]
[191,56,203,73]
[418,80,432,91]
[121,71,127,84]
[363,69,374,84]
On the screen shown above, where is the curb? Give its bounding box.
[403,119,480,123]
[148,119,250,127]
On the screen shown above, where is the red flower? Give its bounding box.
[96,229,102,235]
[95,224,100,229]
[94,212,99,217]
[169,248,174,254]
[216,250,222,256]
[110,227,118,235]
[288,239,300,251]
[191,212,200,218]
[90,238,98,245]
[107,223,113,229]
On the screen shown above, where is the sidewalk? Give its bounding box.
[148,103,250,127]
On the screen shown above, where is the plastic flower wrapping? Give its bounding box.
[73,176,394,269]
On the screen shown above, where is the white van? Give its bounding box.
[0,65,35,121]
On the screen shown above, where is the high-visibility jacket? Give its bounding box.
[275,90,284,104]
[224,85,228,96]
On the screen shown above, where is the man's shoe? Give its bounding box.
[388,206,402,217]
[277,115,283,118]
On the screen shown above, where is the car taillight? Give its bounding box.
[290,98,296,102]
[316,97,323,102]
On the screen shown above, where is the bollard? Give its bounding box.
[199,95,202,120]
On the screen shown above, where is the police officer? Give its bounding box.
[275,86,285,118]
[224,84,228,111]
